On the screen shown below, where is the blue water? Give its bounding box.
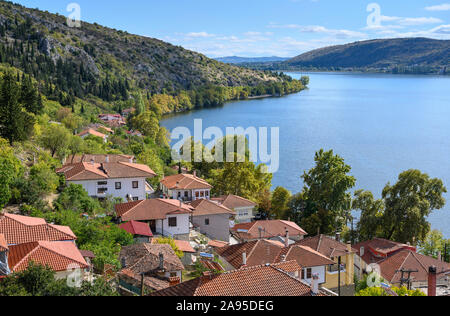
[161,72,450,237]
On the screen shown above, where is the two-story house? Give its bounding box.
[160,173,212,201]
[115,199,193,241]
[57,155,156,201]
[212,195,257,223]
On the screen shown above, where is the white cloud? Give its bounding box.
[185,32,215,38]
[268,23,367,38]
[425,3,450,11]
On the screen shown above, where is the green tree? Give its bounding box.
[418,230,450,260]
[54,184,101,214]
[298,149,356,235]
[381,170,446,244]
[271,186,292,219]
[356,286,426,297]
[0,72,34,144]
[353,190,384,241]
[153,237,184,259]
[39,124,72,158]
[0,138,22,208]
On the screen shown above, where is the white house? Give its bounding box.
[115,199,193,241]
[160,173,212,202]
[212,195,257,223]
[57,155,156,201]
[77,128,108,143]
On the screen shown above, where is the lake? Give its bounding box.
[161,72,450,237]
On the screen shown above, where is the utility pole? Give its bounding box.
[396,268,418,290]
[338,256,342,297]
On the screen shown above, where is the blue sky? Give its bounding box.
[15,0,450,57]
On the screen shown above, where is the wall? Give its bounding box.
[192,214,231,242]
[302,266,327,285]
[234,206,255,223]
[155,214,190,239]
[322,253,355,290]
[70,177,148,201]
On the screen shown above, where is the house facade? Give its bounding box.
[115,199,193,241]
[212,195,257,223]
[160,173,212,202]
[190,199,236,242]
[57,155,156,201]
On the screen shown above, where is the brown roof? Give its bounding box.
[275,245,335,267]
[115,199,193,222]
[231,220,307,241]
[173,240,196,253]
[353,238,417,265]
[294,235,357,259]
[65,154,135,164]
[161,174,212,190]
[57,161,156,181]
[377,249,450,284]
[0,213,76,245]
[190,199,236,217]
[119,243,184,274]
[8,241,88,273]
[79,250,96,259]
[200,259,225,272]
[208,240,229,248]
[0,234,7,252]
[119,268,170,292]
[212,195,257,209]
[215,240,284,269]
[149,262,328,297]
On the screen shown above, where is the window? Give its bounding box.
[184,191,189,198]
[307,268,312,279]
[115,182,122,190]
[200,191,205,197]
[170,272,178,278]
[97,188,108,195]
[132,181,139,189]
[301,269,305,280]
[206,191,209,197]
[178,192,182,198]
[97,181,108,186]
[133,197,139,201]
[205,218,210,226]
[195,192,200,198]
[168,217,177,227]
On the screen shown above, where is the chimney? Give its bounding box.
[347,242,352,253]
[258,227,263,240]
[129,158,133,163]
[336,232,341,243]
[159,253,164,271]
[105,155,109,163]
[169,276,181,286]
[90,159,95,165]
[437,251,442,262]
[311,273,320,295]
[428,266,437,297]
[285,228,290,248]
[360,247,365,257]
[193,170,197,178]
[242,252,247,267]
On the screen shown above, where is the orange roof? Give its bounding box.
[190,199,236,217]
[354,238,417,264]
[275,245,335,268]
[208,240,229,248]
[377,249,450,284]
[161,174,212,190]
[65,154,135,164]
[115,199,193,222]
[231,220,307,241]
[0,234,7,252]
[295,235,357,259]
[120,221,153,237]
[174,240,196,253]
[77,128,107,139]
[149,262,328,297]
[8,241,88,273]
[212,195,256,209]
[0,213,76,245]
[57,161,156,181]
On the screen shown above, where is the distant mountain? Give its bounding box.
[216,56,290,64]
[281,38,449,74]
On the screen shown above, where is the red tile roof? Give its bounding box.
[200,259,225,272]
[294,235,357,259]
[275,245,335,267]
[77,128,107,139]
[149,262,328,297]
[353,238,417,265]
[161,174,212,190]
[231,220,307,241]
[173,240,196,253]
[115,199,193,222]
[0,234,7,252]
[190,199,236,216]
[212,195,257,209]
[208,240,229,248]
[8,241,88,273]
[216,240,284,269]
[120,221,153,237]
[377,249,450,284]
[0,213,76,245]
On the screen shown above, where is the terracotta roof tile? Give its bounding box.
[119,243,184,274]
[295,235,357,259]
[161,174,212,190]
[208,240,229,248]
[190,199,236,216]
[212,195,257,209]
[115,199,193,222]
[276,245,335,268]
[119,268,170,292]
[0,234,7,252]
[120,221,153,237]
[200,259,225,272]
[77,128,107,139]
[149,263,328,297]
[0,213,76,245]
[8,241,88,272]
[173,240,196,253]
[231,220,307,241]
[353,238,417,265]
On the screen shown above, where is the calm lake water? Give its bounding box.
[161,72,450,237]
